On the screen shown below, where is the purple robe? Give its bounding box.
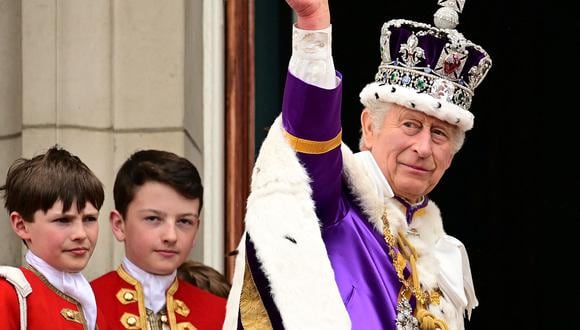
[282,72,401,329]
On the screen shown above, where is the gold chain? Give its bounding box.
[381,209,438,306]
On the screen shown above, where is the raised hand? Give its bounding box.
[285,0,330,30]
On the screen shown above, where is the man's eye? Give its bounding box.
[145,216,160,222]
[84,216,98,222]
[432,128,450,142]
[54,218,70,224]
[402,121,421,134]
[432,129,447,137]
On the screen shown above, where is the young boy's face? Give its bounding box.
[12,200,99,273]
[111,181,200,276]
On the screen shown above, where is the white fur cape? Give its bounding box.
[223,116,477,330]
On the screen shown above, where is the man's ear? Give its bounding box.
[110,210,126,242]
[360,108,375,151]
[10,212,31,241]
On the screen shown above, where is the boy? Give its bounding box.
[0,145,106,329]
[91,149,226,330]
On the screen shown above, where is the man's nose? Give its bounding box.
[413,129,433,158]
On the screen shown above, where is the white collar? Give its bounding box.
[122,257,176,313]
[353,150,394,203]
[25,251,97,330]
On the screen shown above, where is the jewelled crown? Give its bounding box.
[360,0,492,131]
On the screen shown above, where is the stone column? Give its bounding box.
[21,0,115,280]
[0,0,23,267]
[0,0,225,278]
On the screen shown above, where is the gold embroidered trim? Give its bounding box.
[60,308,82,323]
[176,322,197,330]
[283,129,342,154]
[239,257,273,329]
[174,299,190,317]
[120,312,141,329]
[117,266,148,329]
[117,288,138,305]
[165,278,179,328]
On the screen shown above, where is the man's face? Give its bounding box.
[18,200,99,273]
[112,181,200,275]
[362,104,457,202]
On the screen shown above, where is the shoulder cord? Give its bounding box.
[396,231,448,330]
[381,207,448,330]
[0,266,32,330]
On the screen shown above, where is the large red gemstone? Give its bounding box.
[443,54,461,74]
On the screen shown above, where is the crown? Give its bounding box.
[360,0,492,131]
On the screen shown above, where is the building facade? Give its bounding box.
[0,0,228,279]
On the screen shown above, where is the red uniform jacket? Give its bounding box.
[0,266,106,330]
[91,266,226,330]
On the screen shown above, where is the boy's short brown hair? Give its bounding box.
[113,149,203,218]
[0,145,105,221]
